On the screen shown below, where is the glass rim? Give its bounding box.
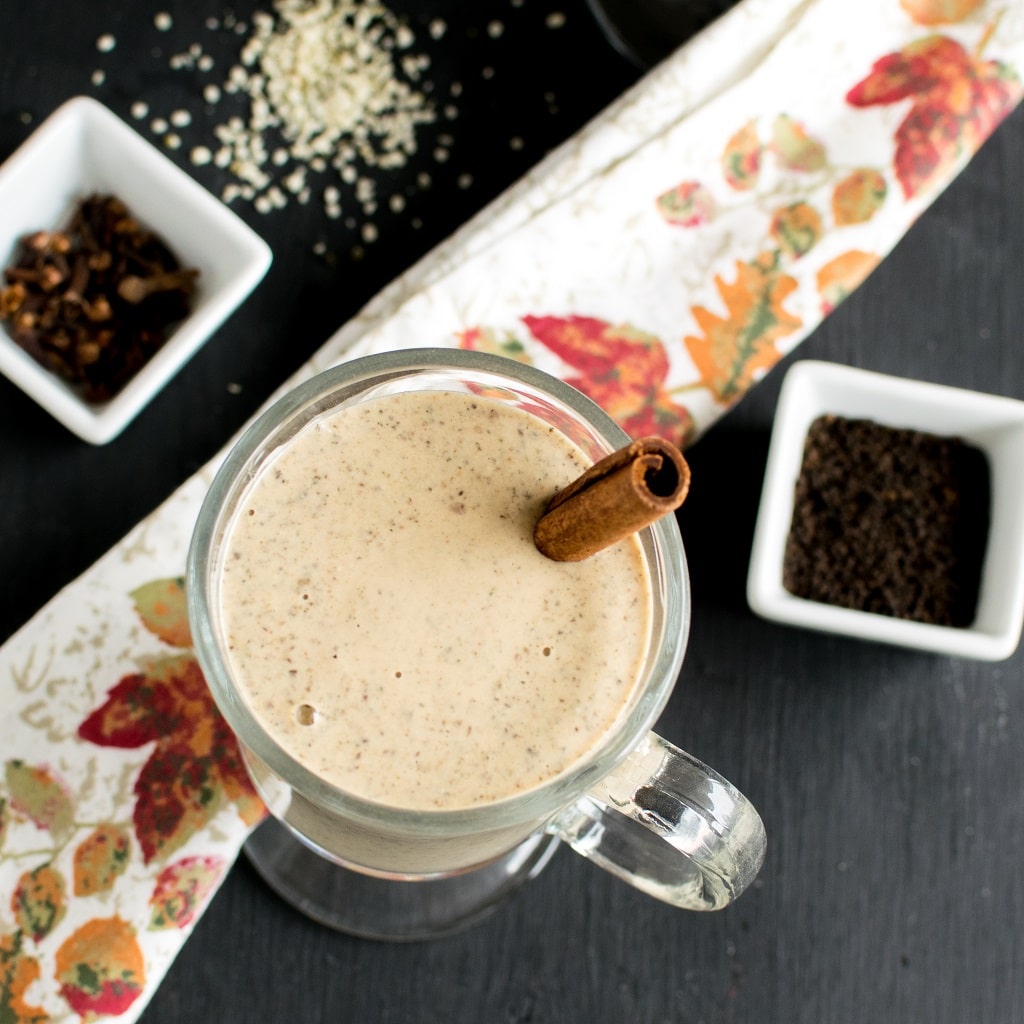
[186,348,690,834]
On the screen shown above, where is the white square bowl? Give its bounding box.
[0,96,272,444]
[747,360,1024,660]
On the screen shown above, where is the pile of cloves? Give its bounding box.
[0,194,199,404]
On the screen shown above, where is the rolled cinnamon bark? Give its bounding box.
[534,436,690,561]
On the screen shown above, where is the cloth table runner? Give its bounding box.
[2,0,1021,1019]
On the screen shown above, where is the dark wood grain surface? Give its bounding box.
[2,2,1022,1022]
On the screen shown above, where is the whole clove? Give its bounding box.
[0,194,199,404]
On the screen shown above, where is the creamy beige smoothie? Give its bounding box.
[217,387,652,813]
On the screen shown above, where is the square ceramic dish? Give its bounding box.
[0,96,272,444]
[747,360,1024,660]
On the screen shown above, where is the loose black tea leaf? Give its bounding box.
[783,415,990,628]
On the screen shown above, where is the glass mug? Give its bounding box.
[187,348,765,939]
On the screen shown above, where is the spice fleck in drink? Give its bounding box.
[217,389,652,817]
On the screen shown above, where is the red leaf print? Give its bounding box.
[522,315,694,448]
[847,33,1022,198]
[79,655,265,862]
[149,855,224,930]
[78,673,176,749]
[54,917,145,1019]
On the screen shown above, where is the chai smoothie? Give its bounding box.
[216,387,652,813]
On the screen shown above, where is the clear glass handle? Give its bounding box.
[549,733,766,910]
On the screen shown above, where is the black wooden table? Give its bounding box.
[2,3,1022,1022]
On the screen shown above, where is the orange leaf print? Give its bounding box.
[74,825,132,896]
[79,654,266,863]
[721,121,762,191]
[12,864,66,941]
[0,933,46,1024]
[815,250,882,314]
[847,34,1022,198]
[522,315,695,448]
[55,917,145,1020]
[900,0,984,24]
[684,253,801,403]
[769,202,824,259]
[832,169,888,225]
[131,578,191,648]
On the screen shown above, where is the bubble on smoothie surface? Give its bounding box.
[295,703,320,726]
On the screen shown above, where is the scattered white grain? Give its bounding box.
[457,173,473,189]
[164,133,182,149]
[91,69,105,86]
[150,117,169,133]
[283,166,307,194]
[388,193,405,213]
[190,146,213,166]
[170,109,192,127]
[361,222,378,243]
[487,21,504,38]
[169,45,207,70]
[96,34,116,52]
[130,101,149,119]
[482,66,495,80]
[509,136,524,150]
[148,0,438,219]
[546,12,567,29]
[154,12,173,31]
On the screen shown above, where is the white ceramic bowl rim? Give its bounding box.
[747,359,1024,661]
[0,96,272,444]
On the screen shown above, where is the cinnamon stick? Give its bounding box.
[534,436,690,561]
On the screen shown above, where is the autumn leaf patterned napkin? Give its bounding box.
[2,0,1022,1020]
